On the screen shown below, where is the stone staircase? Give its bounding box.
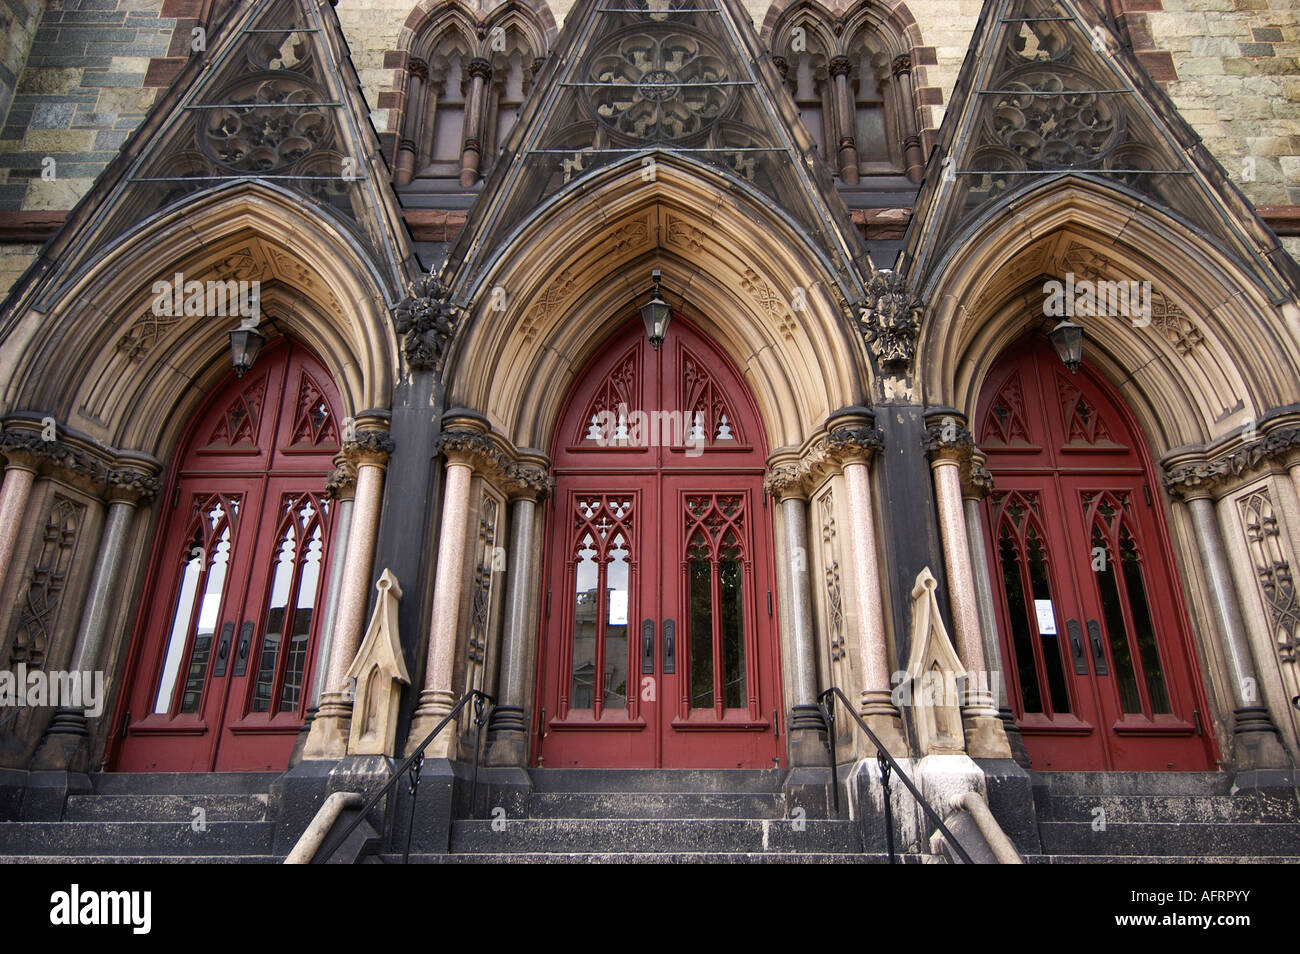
[0,773,279,863]
[379,769,897,864]
[1023,771,1300,864]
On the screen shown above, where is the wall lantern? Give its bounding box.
[1048,319,1083,375]
[640,269,671,351]
[229,322,266,378]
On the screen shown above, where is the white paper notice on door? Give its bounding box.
[1034,599,1057,635]
[608,590,628,626]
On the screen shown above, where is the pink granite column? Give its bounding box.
[0,454,38,599]
[303,431,392,760]
[406,450,475,758]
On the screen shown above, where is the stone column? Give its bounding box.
[829,56,859,185]
[309,454,356,709]
[891,55,924,183]
[302,426,393,760]
[776,489,829,766]
[826,417,906,754]
[405,422,486,758]
[31,484,144,772]
[959,453,1031,767]
[0,451,38,599]
[394,59,428,186]
[485,460,550,767]
[925,415,1011,758]
[1183,490,1291,769]
[459,57,491,187]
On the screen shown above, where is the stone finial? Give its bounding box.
[345,570,412,757]
[393,269,458,372]
[902,568,968,756]
[858,269,922,372]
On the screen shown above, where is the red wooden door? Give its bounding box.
[536,318,782,768]
[977,336,1217,770]
[113,340,341,772]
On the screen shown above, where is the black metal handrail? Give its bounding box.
[818,686,975,865]
[314,689,494,864]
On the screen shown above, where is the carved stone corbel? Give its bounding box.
[392,270,458,373]
[858,269,922,372]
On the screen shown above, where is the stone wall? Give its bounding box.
[0,0,43,133]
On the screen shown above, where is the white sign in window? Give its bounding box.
[1034,599,1057,635]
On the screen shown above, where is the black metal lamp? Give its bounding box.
[229,323,266,378]
[640,269,671,351]
[1048,319,1083,374]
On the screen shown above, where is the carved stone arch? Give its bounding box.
[917,175,1300,459]
[768,1,840,55]
[1,182,397,460]
[444,155,872,454]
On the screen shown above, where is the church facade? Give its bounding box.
[0,0,1298,861]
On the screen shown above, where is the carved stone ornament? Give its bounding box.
[859,270,922,371]
[0,428,161,500]
[763,424,885,498]
[393,270,458,372]
[325,453,357,499]
[435,429,554,499]
[343,428,396,462]
[922,421,976,460]
[1164,425,1300,496]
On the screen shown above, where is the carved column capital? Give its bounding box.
[531,56,547,76]
[891,54,912,77]
[922,411,975,465]
[1162,418,1300,499]
[771,55,789,79]
[325,451,358,500]
[1,422,161,500]
[343,429,395,468]
[829,55,852,78]
[409,58,429,81]
[467,57,492,81]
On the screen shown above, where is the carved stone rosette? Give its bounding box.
[392,270,459,372]
[1164,422,1300,498]
[1,424,161,501]
[859,270,922,372]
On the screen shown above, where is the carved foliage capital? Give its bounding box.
[1,428,161,500]
[1163,425,1300,497]
[343,428,395,465]
[435,429,553,499]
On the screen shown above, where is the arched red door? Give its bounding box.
[977,335,1217,771]
[113,340,341,772]
[535,317,783,768]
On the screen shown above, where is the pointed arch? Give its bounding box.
[0,181,397,461]
[445,153,873,453]
[917,175,1300,456]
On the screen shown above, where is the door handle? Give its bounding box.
[1066,619,1089,675]
[662,619,675,674]
[641,619,655,674]
[232,621,255,677]
[1086,619,1108,675]
[213,621,236,677]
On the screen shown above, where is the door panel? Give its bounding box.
[113,341,340,772]
[978,336,1216,771]
[537,317,781,768]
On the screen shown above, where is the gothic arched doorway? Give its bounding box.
[977,335,1217,771]
[113,339,342,772]
[534,316,783,768]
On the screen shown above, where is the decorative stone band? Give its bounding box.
[392,270,459,372]
[858,269,922,372]
[1163,423,1300,498]
[436,429,554,500]
[0,425,161,501]
[763,424,885,498]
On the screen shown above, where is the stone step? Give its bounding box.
[527,769,785,795]
[90,773,281,796]
[0,820,275,855]
[382,851,897,864]
[526,791,786,819]
[449,818,861,854]
[0,854,280,864]
[1036,793,1299,825]
[1038,821,1300,856]
[1026,854,1300,864]
[64,793,269,823]
[1034,772,1234,796]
